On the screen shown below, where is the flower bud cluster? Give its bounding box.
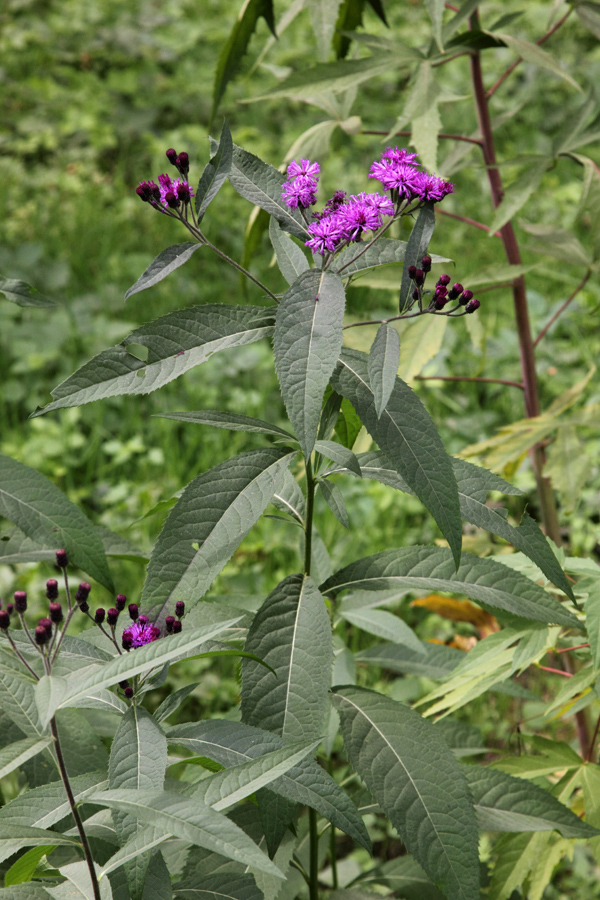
[407,257,481,317]
[136,148,194,212]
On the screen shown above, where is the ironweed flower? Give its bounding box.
[122,621,161,649]
[281,159,320,209]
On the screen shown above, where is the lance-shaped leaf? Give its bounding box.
[59,860,113,900]
[332,686,480,900]
[275,270,346,458]
[196,121,233,220]
[399,202,436,311]
[318,477,349,528]
[228,145,307,239]
[368,324,400,418]
[334,239,451,279]
[175,873,263,900]
[335,450,574,599]
[464,766,599,838]
[141,448,295,619]
[155,409,294,439]
[330,349,461,565]
[0,773,107,830]
[269,217,310,285]
[167,719,370,850]
[32,305,274,415]
[124,243,203,301]
[321,547,580,628]
[339,607,423,653]
[0,737,53,781]
[271,468,305,525]
[241,574,333,743]
[0,277,54,308]
[35,613,240,727]
[495,33,582,94]
[315,440,361,477]
[88,789,283,877]
[108,707,167,900]
[356,640,462,680]
[0,668,45,736]
[362,854,445,899]
[0,455,114,592]
[425,0,445,50]
[0,825,81,865]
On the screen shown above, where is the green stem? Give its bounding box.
[304,456,319,899]
[51,717,101,900]
[308,807,319,900]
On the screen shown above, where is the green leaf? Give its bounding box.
[241,574,332,743]
[495,32,583,94]
[339,607,423,653]
[321,546,580,628]
[330,349,462,565]
[0,454,114,592]
[271,469,305,525]
[464,766,598,837]
[355,640,460,679]
[487,831,572,900]
[584,579,600,669]
[399,202,436,311]
[155,409,293,439]
[211,0,276,125]
[0,773,107,830]
[269,218,309,286]
[154,683,200,724]
[274,271,346,458]
[196,122,233,220]
[318,478,349,528]
[332,686,480,900]
[124,243,203,301]
[576,2,600,39]
[368,324,400,418]
[520,222,591,267]
[0,278,54,308]
[315,440,362,477]
[108,707,167,900]
[89,789,283,877]
[489,161,549,234]
[0,825,81,864]
[33,305,274,415]
[0,668,44,735]
[425,0,445,50]
[228,145,306,239]
[4,845,54,886]
[35,613,240,727]
[167,719,371,850]
[0,737,52,780]
[307,0,343,60]
[459,262,540,288]
[141,448,295,619]
[0,886,54,899]
[175,873,263,900]
[57,860,113,900]
[362,854,445,899]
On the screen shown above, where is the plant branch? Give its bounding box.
[416,374,525,390]
[555,643,590,654]
[51,716,101,900]
[537,665,572,677]
[308,808,319,900]
[486,9,573,99]
[534,270,591,346]
[362,129,482,147]
[5,632,40,680]
[587,712,600,763]
[435,207,502,238]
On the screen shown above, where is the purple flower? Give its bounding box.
[157,173,194,207]
[286,159,321,179]
[336,193,384,241]
[282,174,318,209]
[413,172,454,202]
[381,146,420,166]
[368,160,422,197]
[363,192,395,217]
[305,216,346,254]
[122,621,161,649]
[314,190,346,221]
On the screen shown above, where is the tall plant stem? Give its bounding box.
[303,454,319,900]
[50,716,101,900]
[469,11,561,547]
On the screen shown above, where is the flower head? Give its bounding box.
[305,215,346,255]
[282,174,318,209]
[286,159,321,179]
[336,193,386,242]
[157,174,194,207]
[122,621,160,649]
[369,159,422,197]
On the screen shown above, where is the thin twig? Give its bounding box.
[435,207,502,238]
[362,129,483,147]
[486,9,573,99]
[5,632,40,680]
[538,665,573,677]
[587,712,600,763]
[555,643,590,654]
[416,374,525,390]
[533,270,591,346]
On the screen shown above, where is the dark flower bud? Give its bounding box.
[437,274,451,287]
[137,614,149,627]
[6,603,13,615]
[128,603,139,621]
[448,283,463,300]
[39,617,53,637]
[421,255,432,272]
[76,583,91,604]
[176,151,189,175]
[176,182,191,203]
[14,591,27,614]
[434,295,448,310]
[435,285,447,299]
[0,610,10,630]
[35,624,49,645]
[173,620,182,634]
[412,288,419,301]
[175,601,185,619]
[94,608,106,625]
[165,191,179,209]
[166,148,178,165]
[408,265,417,279]
[414,269,425,286]
[49,602,63,624]
[119,680,130,689]
[115,594,127,612]
[165,615,175,633]
[136,184,150,202]
[465,298,481,313]
[122,634,133,651]
[459,289,473,306]
[46,579,59,600]
[124,686,134,699]
[106,608,119,626]
[56,549,69,568]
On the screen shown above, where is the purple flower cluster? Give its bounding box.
[281,159,320,209]
[136,148,194,210]
[369,147,454,201]
[122,615,161,649]
[305,191,394,255]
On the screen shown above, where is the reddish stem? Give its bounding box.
[435,207,502,238]
[555,643,590,653]
[362,129,483,147]
[416,374,524,390]
[538,665,572,677]
[534,271,591,346]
